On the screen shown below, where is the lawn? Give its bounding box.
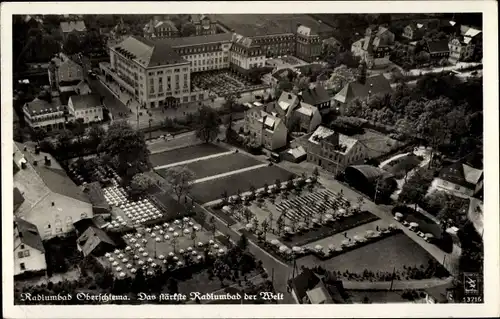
[298,233,434,273]
[150,144,227,168]
[185,153,262,180]
[190,166,295,204]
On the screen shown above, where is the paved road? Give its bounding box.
[87,77,130,121]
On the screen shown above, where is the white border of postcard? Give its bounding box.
[2,1,499,318]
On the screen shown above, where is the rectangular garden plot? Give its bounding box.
[298,233,437,274]
[185,153,262,180]
[151,144,226,167]
[190,166,295,204]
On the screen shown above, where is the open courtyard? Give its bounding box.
[191,70,267,97]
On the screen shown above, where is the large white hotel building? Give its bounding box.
[103,33,263,109]
[101,20,328,109]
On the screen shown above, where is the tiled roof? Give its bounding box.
[297,25,316,36]
[15,218,45,252]
[334,75,392,103]
[60,21,86,33]
[15,142,90,204]
[113,36,186,68]
[165,33,233,47]
[286,146,307,159]
[288,269,321,303]
[427,40,450,53]
[69,94,102,110]
[83,182,110,209]
[154,20,178,31]
[78,226,116,257]
[309,125,335,144]
[24,98,64,116]
[14,187,25,211]
[439,159,483,189]
[278,91,300,111]
[300,85,330,106]
[306,285,333,304]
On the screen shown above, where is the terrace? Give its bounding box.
[101,217,228,279]
[191,70,267,97]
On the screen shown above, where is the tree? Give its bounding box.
[261,219,269,241]
[326,65,357,92]
[357,62,367,84]
[31,127,47,144]
[63,33,82,55]
[191,230,197,246]
[274,80,294,98]
[399,168,433,210]
[162,166,196,202]
[56,129,74,153]
[180,22,196,37]
[237,234,249,251]
[87,124,105,150]
[276,217,285,236]
[129,173,155,200]
[213,258,231,286]
[415,51,431,66]
[243,209,254,223]
[195,105,220,143]
[294,76,311,92]
[98,120,150,179]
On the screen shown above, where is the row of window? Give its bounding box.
[17,249,30,259]
[177,44,228,55]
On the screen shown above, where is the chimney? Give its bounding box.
[21,161,27,169]
[45,156,51,166]
[288,94,292,99]
[34,146,40,155]
[51,202,55,206]
[33,160,38,166]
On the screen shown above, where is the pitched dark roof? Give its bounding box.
[335,75,392,103]
[300,85,330,106]
[35,166,91,203]
[83,182,110,209]
[15,218,45,252]
[14,187,25,211]
[24,98,64,116]
[17,142,90,203]
[78,226,116,256]
[288,268,321,303]
[346,165,394,183]
[114,36,186,68]
[427,40,450,53]
[69,94,102,110]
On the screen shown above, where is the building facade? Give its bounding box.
[14,218,47,276]
[190,14,218,36]
[295,26,322,62]
[143,18,179,39]
[48,53,84,91]
[14,143,94,240]
[23,98,69,132]
[230,35,266,72]
[68,94,104,124]
[306,126,367,175]
[60,20,87,41]
[244,106,288,151]
[448,25,482,64]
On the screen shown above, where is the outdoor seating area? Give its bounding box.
[117,198,164,226]
[103,185,128,207]
[191,71,266,97]
[104,217,227,278]
[276,189,350,224]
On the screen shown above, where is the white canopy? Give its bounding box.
[314,245,323,250]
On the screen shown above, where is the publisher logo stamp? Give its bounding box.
[463,272,480,295]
